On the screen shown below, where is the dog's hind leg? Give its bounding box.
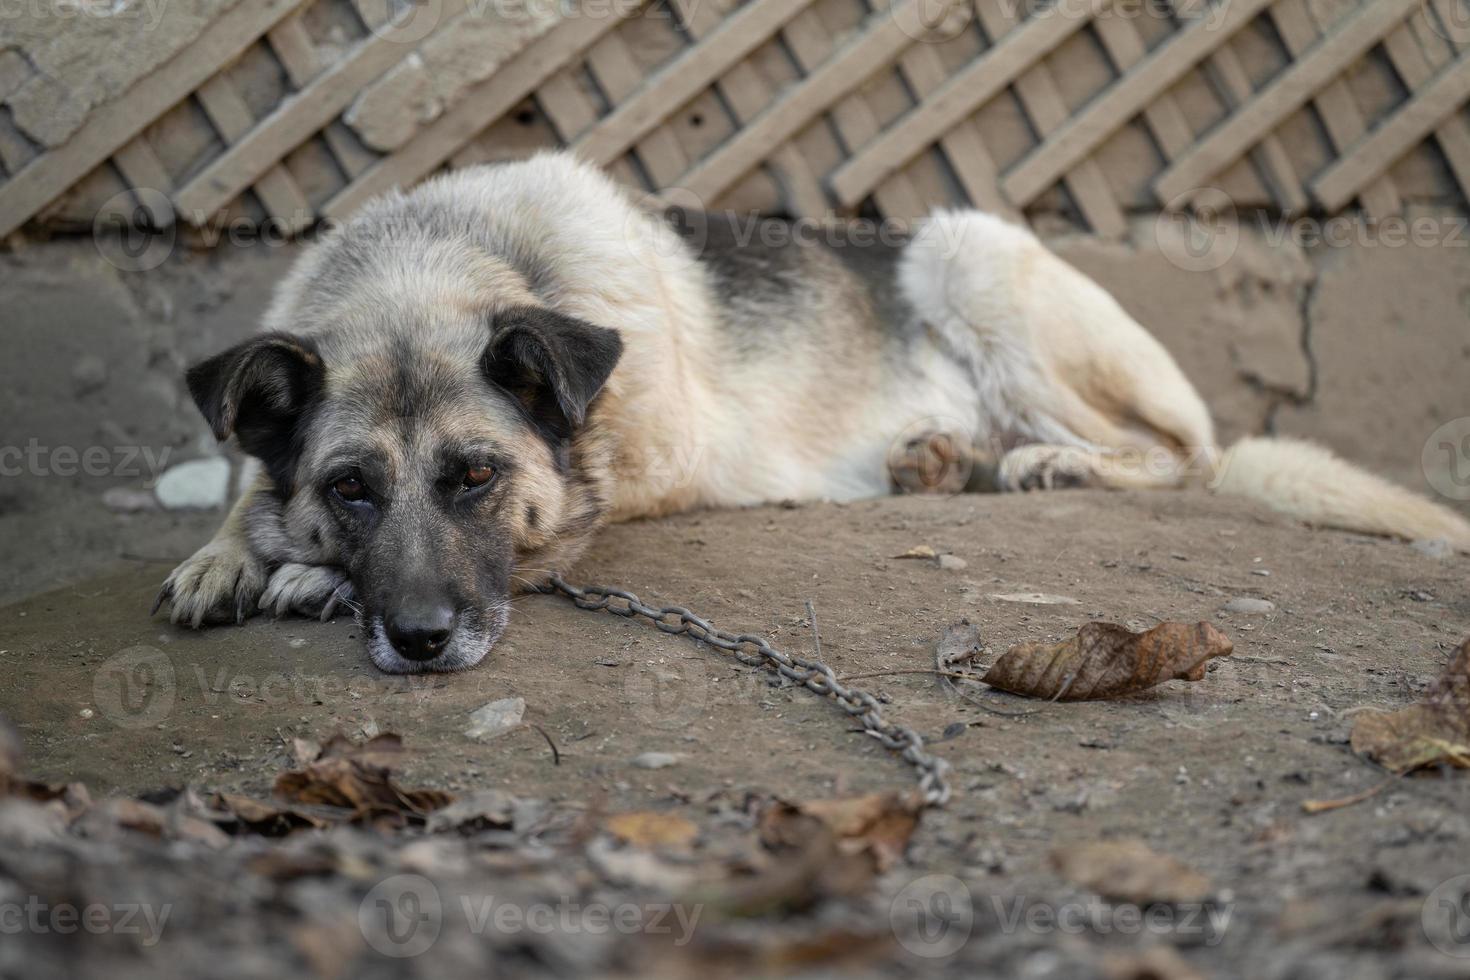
[899,210,1218,492]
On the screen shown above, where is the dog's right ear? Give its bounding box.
[185,332,324,484]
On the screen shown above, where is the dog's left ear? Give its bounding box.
[185,332,325,486]
[483,307,623,439]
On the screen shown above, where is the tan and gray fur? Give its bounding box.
[158,152,1470,673]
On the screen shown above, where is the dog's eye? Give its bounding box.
[333,476,367,502]
[462,465,495,491]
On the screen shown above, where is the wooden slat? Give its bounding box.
[867,0,1011,217]
[782,8,927,221]
[672,0,829,218]
[1273,0,1401,218]
[1174,0,1307,212]
[1313,49,1470,210]
[1003,0,1276,207]
[0,0,308,239]
[322,11,630,219]
[1381,8,1470,206]
[174,0,471,221]
[573,0,818,167]
[669,1,924,207]
[828,0,1096,208]
[194,75,313,232]
[973,0,1124,236]
[267,14,378,180]
[1153,0,1422,205]
[111,138,175,226]
[585,34,689,187]
[1090,9,1194,161]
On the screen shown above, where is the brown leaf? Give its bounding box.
[210,792,334,835]
[605,811,699,850]
[1102,946,1207,980]
[981,621,1233,701]
[702,793,923,917]
[273,732,453,827]
[1052,839,1212,904]
[1350,638,1470,773]
[794,792,921,872]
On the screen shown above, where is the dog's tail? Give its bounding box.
[1205,436,1470,550]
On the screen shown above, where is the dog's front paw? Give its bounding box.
[259,563,355,622]
[154,540,268,628]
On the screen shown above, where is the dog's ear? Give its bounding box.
[483,307,623,440]
[185,332,324,484]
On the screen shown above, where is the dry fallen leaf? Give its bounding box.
[892,545,937,560]
[699,793,923,917]
[793,792,922,872]
[1350,638,1470,773]
[605,810,699,850]
[211,792,335,835]
[1102,946,1208,980]
[981,621,1233,701]
[273,733,453,827]
[1052,839,1212,904]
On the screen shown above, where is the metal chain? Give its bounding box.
[542,576,952,807]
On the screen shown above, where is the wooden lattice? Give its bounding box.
[4,0,1470,242]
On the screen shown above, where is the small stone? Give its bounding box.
[988,592,1080,606]
[102,486,159,513]
[78,708,93,720]
[937,554,968,571]
[1221,597,1275,615]
[464,697,526,740]
[631,752,681,770]
[154,458,231,510]
[71,354,108,395]
[1411,538,1453,560]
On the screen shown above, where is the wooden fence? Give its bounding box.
[4,0,1470,241]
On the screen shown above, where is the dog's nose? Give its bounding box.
[385,604,456,661]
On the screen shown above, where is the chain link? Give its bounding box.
[542,576,952,806]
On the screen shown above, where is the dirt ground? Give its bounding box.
[3,487,1469,978]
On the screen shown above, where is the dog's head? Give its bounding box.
[185,306,622,673]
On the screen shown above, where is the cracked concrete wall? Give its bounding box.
[0,0,240,150]
[343,4,563,152]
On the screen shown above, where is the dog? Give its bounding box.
[155,152,1470,673]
